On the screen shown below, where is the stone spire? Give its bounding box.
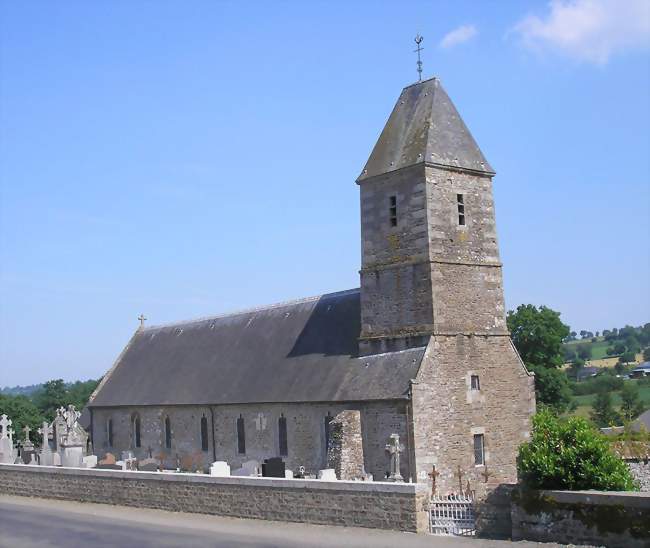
[357,77,493,182]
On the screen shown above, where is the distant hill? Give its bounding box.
[0,384,43,396]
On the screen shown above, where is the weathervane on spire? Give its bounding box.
[414,34,424,81]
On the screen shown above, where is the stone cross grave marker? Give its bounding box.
[0,414,11,439]
[428,465,440,496]
[22,425,31,441]
[455,465,464,494]
[38,421,53,465]
[385,433,404,482]
[0,415,16,464]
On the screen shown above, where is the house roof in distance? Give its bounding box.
[357,77,494,182]
[89,289,425,408]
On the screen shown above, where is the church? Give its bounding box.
[87,76,535,495]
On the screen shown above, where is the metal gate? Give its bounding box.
[429,494,476,536]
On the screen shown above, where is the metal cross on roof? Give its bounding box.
[138,314,147,328]
[414,34,424,81]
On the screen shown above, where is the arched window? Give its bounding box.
[200,416,209,452]
[107,418,113,447]
[278,414,288,456]
[236,415,245,454]
[164,416,171,449]
[132,414,141,448]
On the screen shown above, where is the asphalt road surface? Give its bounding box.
[0,495,569,548]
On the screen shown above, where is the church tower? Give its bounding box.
[358,77,535,497]
[357,77,506,354]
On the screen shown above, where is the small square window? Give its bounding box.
[471,375,480,390]
[473,434,485,466]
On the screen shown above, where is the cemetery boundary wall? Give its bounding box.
[511,489,650,548]
[0,464,429,533]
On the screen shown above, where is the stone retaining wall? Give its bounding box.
[0,464,429,533]
[511,489,650,548]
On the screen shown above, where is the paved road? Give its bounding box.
[0,495,567,548]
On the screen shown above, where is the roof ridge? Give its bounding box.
[141,288,360,331]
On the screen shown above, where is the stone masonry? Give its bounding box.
[356,80,535,496]
[326,410,365,480]
[0,464,430,533]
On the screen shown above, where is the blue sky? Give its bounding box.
[1,1,648,386]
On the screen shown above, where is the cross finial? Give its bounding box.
[138,314,147,328]
[23,424,31,441]
[414,34,424,81]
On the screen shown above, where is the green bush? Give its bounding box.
[518,410,637,491]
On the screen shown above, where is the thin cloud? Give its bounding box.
[440,25,478,49]
[513,0,650,64]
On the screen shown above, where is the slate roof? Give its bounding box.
[89,289,425,408]
[357,77,494,181]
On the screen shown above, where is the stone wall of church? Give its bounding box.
[91,400,410,480]
[359,165,435,340]
[410,334,535,499]
[424,167,508,336]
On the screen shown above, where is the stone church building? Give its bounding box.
[88,77,535,495]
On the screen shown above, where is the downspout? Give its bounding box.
[209,406,216,462]
[406,380,416,483]
[89,408,94,454]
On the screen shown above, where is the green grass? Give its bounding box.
[564,338,613,360]
[571,381,650,419]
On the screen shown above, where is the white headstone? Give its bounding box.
[284,469,294,479]
[232,459,259,477]
[82,455,98,468]
[52,452,62,466]
[318,468,337,481]
[209,461,230,477]
[0,415,15,464]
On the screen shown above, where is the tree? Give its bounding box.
[507,305,570,369]
[568,358,585,380]
[507,305,571,412]
[517,410,636,491]
[620,383,645,422]
[528,365,573,413]
[563,347,577,362]
[66,379,100,411]
[644,347,650,362]
[590,390,620,428]
[0,394,44,443]
[618,351,636,365]
[33,379,68,421]
[576,343,592,361]
[613,342,626,355]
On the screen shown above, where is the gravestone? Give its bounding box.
[209,461,230,477]
[262,457,285,478]
[59,405,85,467]
[98,452,116,465]
[318,468,337,481]
[326,410,365,480]
[284,469,294,479]
[38,421,54,466]
[20,425,35,465]
[232,459,259,477]
[0,415,16,464]
[385,433,404,482]
[82,455,97,468]
[139,457,158,472]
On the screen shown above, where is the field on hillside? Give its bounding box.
[564,337,612,360]
[571,381,650,418]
